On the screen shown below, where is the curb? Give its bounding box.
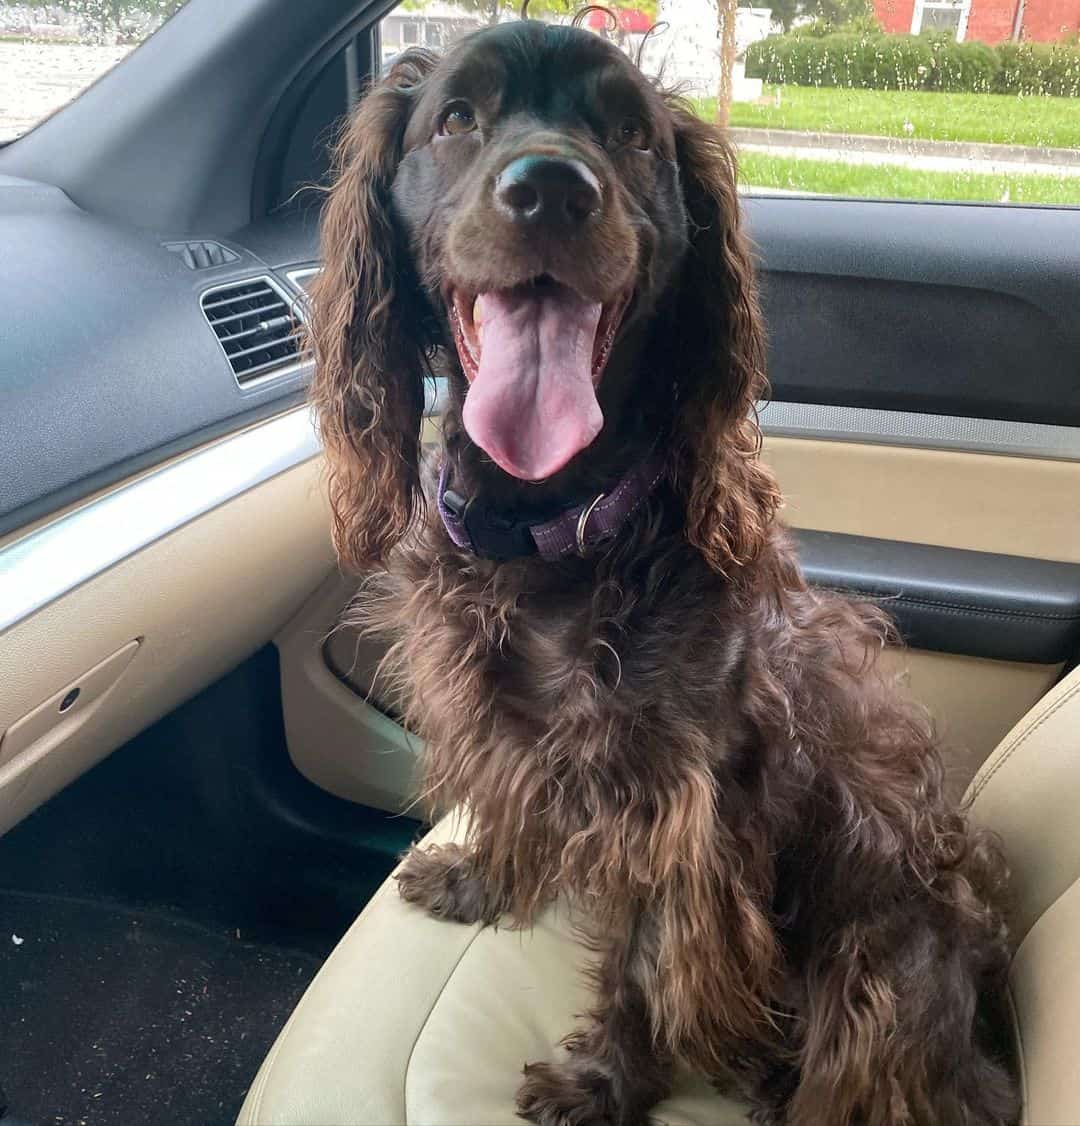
[728,126,1080,167]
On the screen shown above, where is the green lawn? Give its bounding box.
[697,86,1080,150]
[739,151,1080,204]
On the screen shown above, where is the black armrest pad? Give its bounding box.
[795,529,1080,665]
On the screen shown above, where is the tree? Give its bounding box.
[715,0,738,126]
[401,0,571,25]
[806,0,872,26]
[401,0,656,27]
[744,0,801,32]
[21,0,187,40]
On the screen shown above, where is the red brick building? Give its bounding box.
[873,0,1080,42]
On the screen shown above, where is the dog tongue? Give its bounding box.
[462,287,603,481]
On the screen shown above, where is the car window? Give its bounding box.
[383,0,1079,207]
[0,0,190,144]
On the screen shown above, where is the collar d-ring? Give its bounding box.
[575,492,606,555]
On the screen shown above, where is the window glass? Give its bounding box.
[384,0,1080,207]
[919,6,963,34]
[0,1,190,144]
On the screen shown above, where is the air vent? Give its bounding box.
[200,276,306,387]
[164,239,240,269]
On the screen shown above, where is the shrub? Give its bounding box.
[995,41,1080,97]
[746,32,932,90]
[921,34,1001,93]
[746,30,1076,95]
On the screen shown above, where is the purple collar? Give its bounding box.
[437,457,665,562]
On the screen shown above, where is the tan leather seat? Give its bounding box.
[238,667,1080,1126]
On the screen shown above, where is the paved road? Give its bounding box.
[0,41,132,142]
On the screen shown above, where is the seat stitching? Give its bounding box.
[1005,982,1029,1126]
[885,597,1079,622]
[403,923,487,1125]
[815,587,1080,622]
[242,1007,290,1124]
[969,679,1080,804]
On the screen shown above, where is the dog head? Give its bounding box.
[310,20,778,572]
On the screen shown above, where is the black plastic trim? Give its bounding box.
[796,529,1080,665]
[744,197,1080,428]
[253,9,389,219]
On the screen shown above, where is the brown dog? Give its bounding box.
[308,18,1019,1126]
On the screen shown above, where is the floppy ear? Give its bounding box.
[308,50,438,572]
[665,101,781,575]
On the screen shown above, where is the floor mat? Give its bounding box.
[0,890,320,1126]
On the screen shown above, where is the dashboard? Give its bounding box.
[0,175,322,538]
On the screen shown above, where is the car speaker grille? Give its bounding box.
[200,277,305,386]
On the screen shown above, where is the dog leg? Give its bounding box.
[516,921,671,1126]
[785,917,1019,1126]
[395,842,509,925]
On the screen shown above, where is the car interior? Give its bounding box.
[0,0,1078,1123]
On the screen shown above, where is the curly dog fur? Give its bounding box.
[308,19,1019,1126]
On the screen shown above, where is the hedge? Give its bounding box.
[746,31,1080,96]
[996,41,1080,96]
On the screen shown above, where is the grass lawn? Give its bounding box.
[696,86,1080,150]
[739,151,1080,204]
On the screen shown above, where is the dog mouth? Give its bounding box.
[446,276,632,482]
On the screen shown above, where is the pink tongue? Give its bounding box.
[462,287,603,481]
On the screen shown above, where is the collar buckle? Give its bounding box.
[442,487,538,561]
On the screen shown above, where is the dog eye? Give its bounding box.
[617,118,649,151]
[439,102,477,137]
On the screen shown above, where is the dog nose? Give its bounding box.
[494,156,601,227]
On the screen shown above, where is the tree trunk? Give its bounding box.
[487,0,501,25]
[715,0,738,127]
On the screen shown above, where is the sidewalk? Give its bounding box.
[729,126,1080,178]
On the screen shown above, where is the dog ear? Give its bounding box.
[308,50,438,572]
[665,101,781,575]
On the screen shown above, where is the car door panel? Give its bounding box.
[763,436,1079,562]
[0,424,334,837]
[734,198,1080,799]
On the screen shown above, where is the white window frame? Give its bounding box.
[910,0,972,41]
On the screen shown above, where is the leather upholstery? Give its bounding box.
[239,667,1080,1126]
[967,667,1080,1126]
[795,529,1080,665]
[966,666,1080,942]
[237,813,750,1125]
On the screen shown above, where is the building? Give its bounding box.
[380,2,484,65]
[873,0,1080,43]
[641,0,776,97]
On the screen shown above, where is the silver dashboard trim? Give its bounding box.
[759,401,1080,462]
[0,408,322,637]
[285,266,321,296]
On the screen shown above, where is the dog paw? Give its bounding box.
[517,1061,638,1126]
[395,844,497,925]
